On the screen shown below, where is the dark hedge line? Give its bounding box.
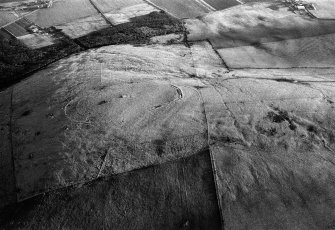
[77,11,184,48]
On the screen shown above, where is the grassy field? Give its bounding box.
[0,40,204,200]
[217,33,335,68]
[200,74,335,229]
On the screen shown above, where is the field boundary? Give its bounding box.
[142,0,179,19]
[194,0,216,11]
[87,0,113,25]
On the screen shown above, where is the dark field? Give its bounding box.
[4,22,29,37]
[204,0,240,10]
[0,150,221,230]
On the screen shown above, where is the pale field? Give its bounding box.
[104,3,159,25]
[25,0,97,27]
[217,33,335,68]
[185,2,335,69]
[305,0,335,19]
[17,33,55,48]
[0,11,18,27]
[185,2,335,48]
[92,0,143,13]
[146,0,211,18]
[55,14,109,38]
